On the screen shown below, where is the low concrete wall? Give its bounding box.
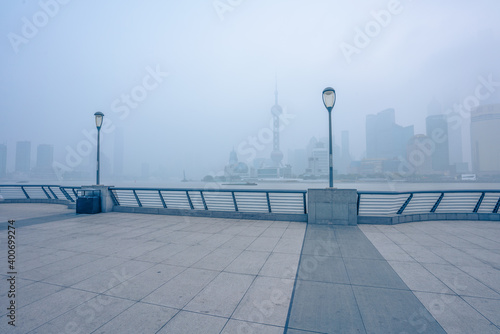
[358,213,500,225]
[308,188,358,225]
[0,198,70,205]
[113,206,308,222]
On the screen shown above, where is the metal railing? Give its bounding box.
[109,187,308,215]
[358,190,500,216]
[0,185,81,203]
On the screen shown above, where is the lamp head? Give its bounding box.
[94,111,104,129]
[322,87,336,112]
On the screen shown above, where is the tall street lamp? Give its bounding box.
[322,87,336,188]
[94,111,104,185]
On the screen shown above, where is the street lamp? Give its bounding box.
[322,87,336,188]
[94,111,104,185]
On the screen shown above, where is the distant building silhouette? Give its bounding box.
[15,141,31,173]
[407,134,433,174]
[366,109,414,160]
[426,115,449,172]
[225,149,249,180]
[0,144,6,178]
[471,104,500,175]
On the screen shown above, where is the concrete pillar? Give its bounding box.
[308,188,358,225]
[80,185,114,213]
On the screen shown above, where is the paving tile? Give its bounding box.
[287,281,365,334]
[463,296,500,328]
[105,263,185,301]
[273,238,304,254]
[184,272,255,317]
[221,235,258,249]
[415,292,500,334]
[343,257,409,290]
[192,247,243,271]
[353,285,446,334]
[297,254,349,284]
[92,302,177,334]
[397,244,449,264]
[233,276,294,327]
[132,242,190,263]
[247,236,281,252]
[224,250,270,275]
[259,253,300,279]
[459,265,500,295]
[388,261,453,294]
[0,288,96,333]
[162,245,214,267]
[72,260,155,293]
[157,310,227,334]
[300,235,341,257]
[423,263,500,299]
[222,319,284,334]
[142,268,218,309]
[32,295,135,334]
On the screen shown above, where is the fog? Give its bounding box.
[1,0,500,182]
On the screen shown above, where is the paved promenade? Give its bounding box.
[0,203,499,333]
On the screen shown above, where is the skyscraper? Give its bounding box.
[366,109,414,160]
[0,144,6,178]
[15,141,31,173]
[471,104,500,174]
[426,115,449,172]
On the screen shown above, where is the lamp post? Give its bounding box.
[94,111,104,185]
[322,87,336,188]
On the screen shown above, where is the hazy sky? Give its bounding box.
[1,0,500,180]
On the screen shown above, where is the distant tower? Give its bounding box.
[270,79,283,167]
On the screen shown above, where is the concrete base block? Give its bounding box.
[308,188,358,225]
[81,185,115,213]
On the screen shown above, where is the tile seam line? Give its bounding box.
[283,221,309,333]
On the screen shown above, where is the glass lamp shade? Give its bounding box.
[94,111,104,129]
[322,87,336,111]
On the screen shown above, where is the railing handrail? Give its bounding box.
[358,190,500,195]
[109,187,307,194]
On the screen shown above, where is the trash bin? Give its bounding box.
[76,189,101,214]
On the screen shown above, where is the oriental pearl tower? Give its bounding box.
[270,80,283,167]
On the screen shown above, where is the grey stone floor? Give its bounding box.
[361,221,500,334]
[0,204,499,333]
[0,204,305,333]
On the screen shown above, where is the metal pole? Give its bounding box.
[96,128,100,185]
[328,110,333,188]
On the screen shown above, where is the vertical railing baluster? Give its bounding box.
[303,192,307,214]
[232,192,238,212]
[266,192,272,213]
[186,191,194,210]
[431,193,444,213]
[473,192,485,213]
[133,190,142,207]
[21,186,30,199]
[158,190,167,208]
[48,186,58,199]
[493,195,500,214]
[41,186,51,199]
[397,193,413,215]
[109,189,119,206]
[200,191,208,210]
[60,187,73,202]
